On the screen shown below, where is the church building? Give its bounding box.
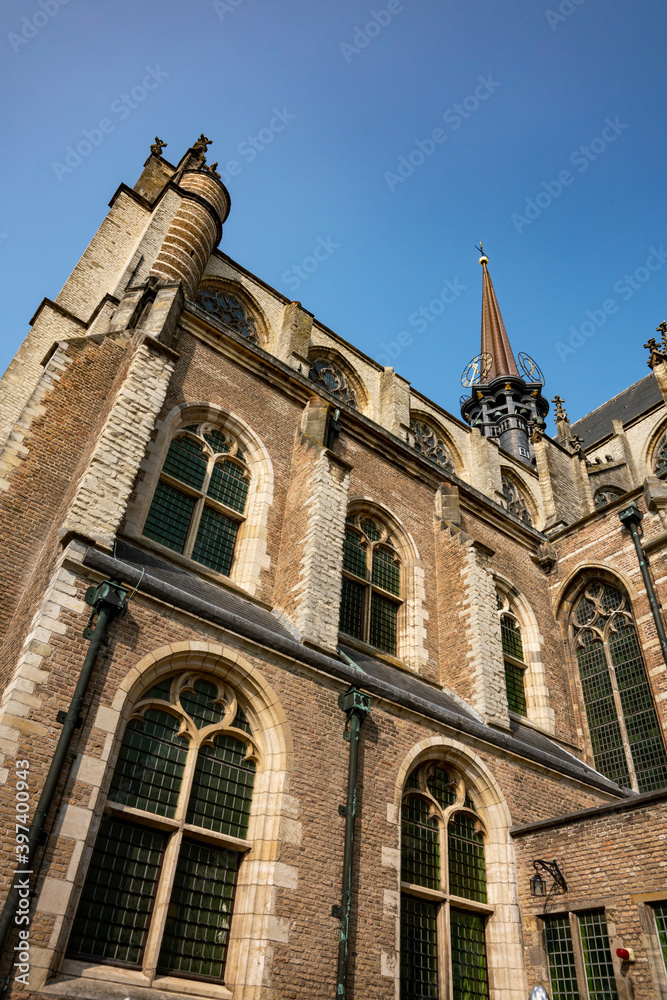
[0,134,666,1000]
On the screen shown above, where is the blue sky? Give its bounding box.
[1,0,665,430]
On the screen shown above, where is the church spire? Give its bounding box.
[479,249,519,380]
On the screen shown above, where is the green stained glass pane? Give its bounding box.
[426,764,456,808]
[360,517,382,541]
[601,585,623,614]
[448,812,486,903]
[343,529,367,578]
[406,769,421,790]
[144,678,173,701]
[577,644,628,784]
[400,895,438,1000]
[372,546,400,595]
[233,705,252,734]
[108,710,187,818]
[192,506,239,575]
[450,908,489,1000]
[401,795,439,888]
[163,436,207,489]
[501,615,524,660]
[654,903,667,975]
[203,428,230,454]
[579,911,618,1000]
[369,591,398,654]
[68,819,165,965]
[340,576,364,639]
[544,916,580,1000]
[186,734,256,837]
[180,678,224,729]
[158,840,238,979]
[505,661,527,715]
[143,481,195,552]
[576,596,596,626]
[208,460,248,513]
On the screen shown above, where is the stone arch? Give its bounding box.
[306,346,370,415]
[194,276,270,347]
[124,401,273,596]
[499,466,539,527]
[345,495,428,672]
[553,561,640,626]
[409,409,465,477]
[643,415,667,479]
[495,573,555,734]
[393,736,526,1000]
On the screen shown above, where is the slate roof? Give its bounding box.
[572,373,663,448]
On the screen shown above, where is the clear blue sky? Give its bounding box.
[1,0,665,430]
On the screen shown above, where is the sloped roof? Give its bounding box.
[572,373,663,448]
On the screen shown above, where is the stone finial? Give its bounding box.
[192,133,212,154]
[202,161,221,180]
[529,417,545,444]
[657,320,667,348]
[150,136,167,156]
[552,394,568,420]
[569,432,586,459]
[644,336,667,370]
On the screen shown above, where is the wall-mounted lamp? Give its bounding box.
[529,859,567,897]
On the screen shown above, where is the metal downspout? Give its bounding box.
[333,657,370,1000]
[0,579,128,968]
[619,503,667,668]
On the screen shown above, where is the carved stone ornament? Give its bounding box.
[535,541,557,574]
[645,336,667,370]
[551,394,568,421]
[529,417,545,444]
[150,136,167,156]
[202,161,221,179]
[410,419,453,471]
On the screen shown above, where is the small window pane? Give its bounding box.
[579,911,618,1000]
[108,710,187,818]
[400,895,438,1000]
[426,764,457,809]
[372,546,400,596]
[203,428,230,454]
[163,436,207,489]
[340,576,364,639]
[544,916,580,1000]
[192,506,239,575]
[143,481,195,552]
[448,812,487,903]
[501,615,524,660]
[343,529,367,579]
[369,591,398,654]
[158,840,239,979]
[401,795,439,889]
[450,908,489,1000]
[505,661,527,715]
[68,819,165,965]
[187,734,256,837]
[180,678,224,729]
[208,460,248,514]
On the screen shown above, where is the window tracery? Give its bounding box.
[594,486,624,509]
[67,672,257,982]
[339,512,401,655]
[496,593,527,716]
[195,287,259,342]
[143,423,249,577]
[500,473,533,526]
[308,358,358,408]
[571,580,667,792]
[401,761,490,1000]
[410,419,454,472]
[654,432,667,479]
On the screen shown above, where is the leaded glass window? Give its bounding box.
[500,473,533,526]
[68,673,256,983]
[410,419,454,472]
[497,594,528,717]
[653,433,667,479]
[571,581,667,792]
[308,358,358,408]
[401,762,490,1000]
[340,512,401,655]
[593,487,624,509]
[653,902,667,975]
[195,287,259,342]
[143,423,249,577]
[543,911,618,1000]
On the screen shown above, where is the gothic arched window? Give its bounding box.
[67,673,257,981]
[571,581,667,792]
[308,358,358,408]
[497,594,527,716]
[410,419,454,472]
[143,423,249,577]
[401,762,490,1000]
[500,473,533,526]
[339,512,401,655]
[594,486,624,509]
[653,432,667,479]
[195,287,259,342]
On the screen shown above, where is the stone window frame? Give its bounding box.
[498,469,536,527]
[538,907,621,1000]
[635,892,667,999]
[387,737,525,1000]
[124,403,273,598]
[193,279,269,348]
[339,498,428,672]
[30,642,294,1000]
[593,485,625,509]
[494,578,555,735]
[306,347,369,415]
[408,410,464,478]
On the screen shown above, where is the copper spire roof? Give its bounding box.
[480,257,519,381]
